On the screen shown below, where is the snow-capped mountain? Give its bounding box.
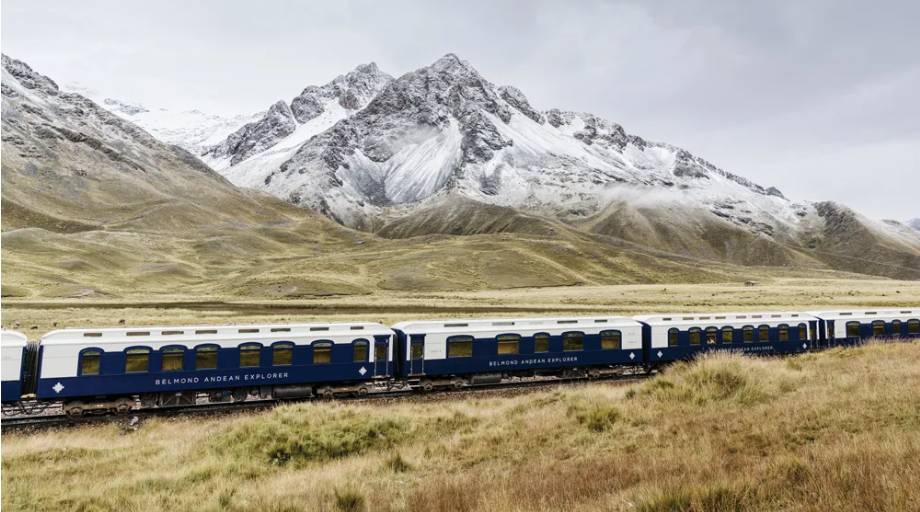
[63,83,260,155]
[908,219,920,232]
[200,63,393,181]
[222,54,807,234]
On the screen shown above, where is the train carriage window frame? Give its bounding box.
[496,334,521,355]
[562,331,585,352]
[798,323,808,341]
[533,333,551,353]
[352,339,369,363]
[908,319,920,335]
[846,321,861,338]
[872,320,886,337]
[721,326,734,344]
[668,328,679,347]
[79,348,103,376]
[272,341,294,366]
[195,345,219,370]
[160,346,185,372]
[312,341,333,365]
[600,330,622,350]
[891,320,902,338]
[688,327,701,346]
[705,327,718,345]
[758,325,770,342]
[742,326,754,343]
[447,335,474,358]
[238,343,262,368]
[124,347,151,373]
[778,324,789,342]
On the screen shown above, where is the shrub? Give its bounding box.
[334,488,365,512]
[212,405,409,467]
[567,399,621,432]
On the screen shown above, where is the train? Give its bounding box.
[2,308,918,416]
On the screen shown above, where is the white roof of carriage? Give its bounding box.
[40,322,393,346]
[633,311,818,327]
[1,330,28,347]
[393,316,641,335]
[806,308,920,321]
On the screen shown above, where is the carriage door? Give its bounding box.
[409,335,425,375]
[373,337,389,377]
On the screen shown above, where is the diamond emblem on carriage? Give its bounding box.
[358,366,367,375]
[52,382,64,394]
[802,343,807,349]
[629,352,635,360]
[657,350,663,358]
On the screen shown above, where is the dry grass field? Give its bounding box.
[3,341,919,511]
[3,277,919,335]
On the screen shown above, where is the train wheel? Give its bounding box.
[317,386,335,399]
[420,380,434,392]
[356,386,370,397]
[64,401,84,416]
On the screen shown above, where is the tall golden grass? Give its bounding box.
[3,341,920,511]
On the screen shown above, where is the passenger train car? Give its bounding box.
[634,311,820,363]
[33,322,393,414]
[1,308,918,416]
[393,316,644,389]
[2,330,28,403]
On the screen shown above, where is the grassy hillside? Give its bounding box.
[3,341,919,511]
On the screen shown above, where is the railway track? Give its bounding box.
[1,371,651,432]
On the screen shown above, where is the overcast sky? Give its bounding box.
[3,0,917,220]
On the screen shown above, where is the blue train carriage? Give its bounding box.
[633,311,820,365]
[1,330,28,403]
[36,322,395,415]
[392,316,645,390]
[808,308,920,348]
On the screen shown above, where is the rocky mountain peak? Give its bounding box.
[2,54,59,95]
[203,63,392,168]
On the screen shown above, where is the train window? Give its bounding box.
[798,323,808,340]
[828,323,835,339]
[891,320,902,338]
[375,342,388,362]
[534,333,550,353]
[239,343,262,368]
[758,325,770,342]
[353,339,369,362]
[80,349,102,376]
[195,346,218,370]
[743,326,754,343]
[668,328,679,347]
[600,330,622,350]
[705,327,718,345]
[125,348,150,373]
[313,342,332,364]
[721,327,733,344]
[872,321,886,337]
[908,319,920,334]
[161,347,184,371]
[846,321,861,338]
[447,336,474,358]
[778,325,789,342]
[563,332,584,351]
[411,340,424,360]
[688,328,701,346]
[273,342,294,366]
[497,334,521,355]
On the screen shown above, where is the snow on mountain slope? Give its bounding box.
[253,54,815,237]
[62,83,260,155]
[908,219,920,232]
[201,63,392,174]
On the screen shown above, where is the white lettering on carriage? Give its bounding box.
[154,372,289,386]
[488,356,578,368]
